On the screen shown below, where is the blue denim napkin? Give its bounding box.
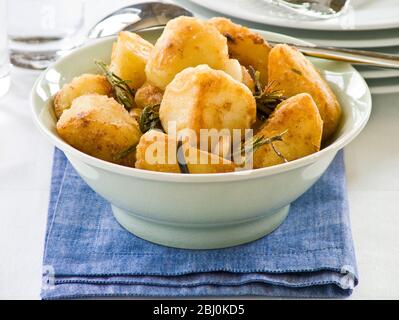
[41,148,358,299]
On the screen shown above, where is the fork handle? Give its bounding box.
[130,25,399,70]
[268,41,399,69]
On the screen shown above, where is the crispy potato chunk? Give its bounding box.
[212,135,232,160]
[223,59,255,92]
[224,59,243,82]
[268,44,341,140]
[110,31,154,89]
[253,93,323,168]
[159,65,256,149]
[208,17,271,87]
[145,17,229,90]
[241,65,255,92]
[134,82,163,109]
[135,130,236,173]
[57,94,142,167]
[53,74,112,119]
[129,108,142,123]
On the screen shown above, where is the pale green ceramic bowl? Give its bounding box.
[31,29,372,249]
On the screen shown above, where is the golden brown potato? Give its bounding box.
[208,17,271,87]
[222,59,255,92]
[134,82,163,109]
[110,31,154,89]
[145,17,229,90]
[57,94,142,167]
[53,74,112,119]
[129,107,143,123]
[211,135,232,160]
[159,65,256,150]
[135,130,236,173]
[268,44,341,140]
[241,65,255,92]
[223,58,243,82]
[253,93,323,168]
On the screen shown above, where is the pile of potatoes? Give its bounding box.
[55,17,341,174]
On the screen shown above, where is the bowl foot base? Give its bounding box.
[112,205,290,249]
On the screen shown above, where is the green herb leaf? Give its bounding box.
[245,129,287,152]
[139,104,163,133]
[95,60,135,110]
[176,138,190,174]
[113,144,137,161]
[248,66,287,121]
[248,65,263,96]
[239,130,288,164]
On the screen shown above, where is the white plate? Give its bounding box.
[185,0,399,31]
[355,46,399,79]
[178,0,399,48]
[283,28,399,48]
[367,77,399,94]
[361,46,399,54]
[356,66,399,79]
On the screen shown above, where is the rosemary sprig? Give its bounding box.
[271,142,288,163]
[95,60,135,110]
[250,130,288,153]
[248,66,263,96]
[176,138,190,174]
[113,144,137,161]
[248,66,287,121]
[255,130,288,163]
[239,130,288,163]
[139,104,163,133]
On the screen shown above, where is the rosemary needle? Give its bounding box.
[95,60,135,110]
[139,104,163,133]
[239,130,289,164]
[248,66,286,121]
[250,130,288,153]
[113,144,137,161]
[176,138,190,174]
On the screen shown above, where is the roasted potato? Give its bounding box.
[135,130,236,173]
[57,94,142,167]
[134,82,164,109]
[253,93,323,168]
[53,74,112,119]
[222,59,255,92]
[223,58,243,82]
[159,65,256,150]
[212,135,232,160]
[110,31,154,89]
[129,108,142,123]
[208,17,271,87]
[268,44,341,140]
[241,65,255,92]
[145,17,229,90]
[54,18,340,173]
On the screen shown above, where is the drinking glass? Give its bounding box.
[7,0,85,70]
[0,0,10,97]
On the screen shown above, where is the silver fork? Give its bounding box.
[269,0,350,19]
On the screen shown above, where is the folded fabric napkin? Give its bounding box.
[41,148,358,299]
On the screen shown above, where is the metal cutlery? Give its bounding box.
[88,2,193,39]
[88,1,399,70]
[268,0,351,19]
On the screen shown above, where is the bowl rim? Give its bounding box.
[30,30,372,183]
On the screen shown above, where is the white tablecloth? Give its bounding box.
[1,0,398,299]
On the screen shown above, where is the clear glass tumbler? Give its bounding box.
[7,0,85,70]
[0,0,11,98]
